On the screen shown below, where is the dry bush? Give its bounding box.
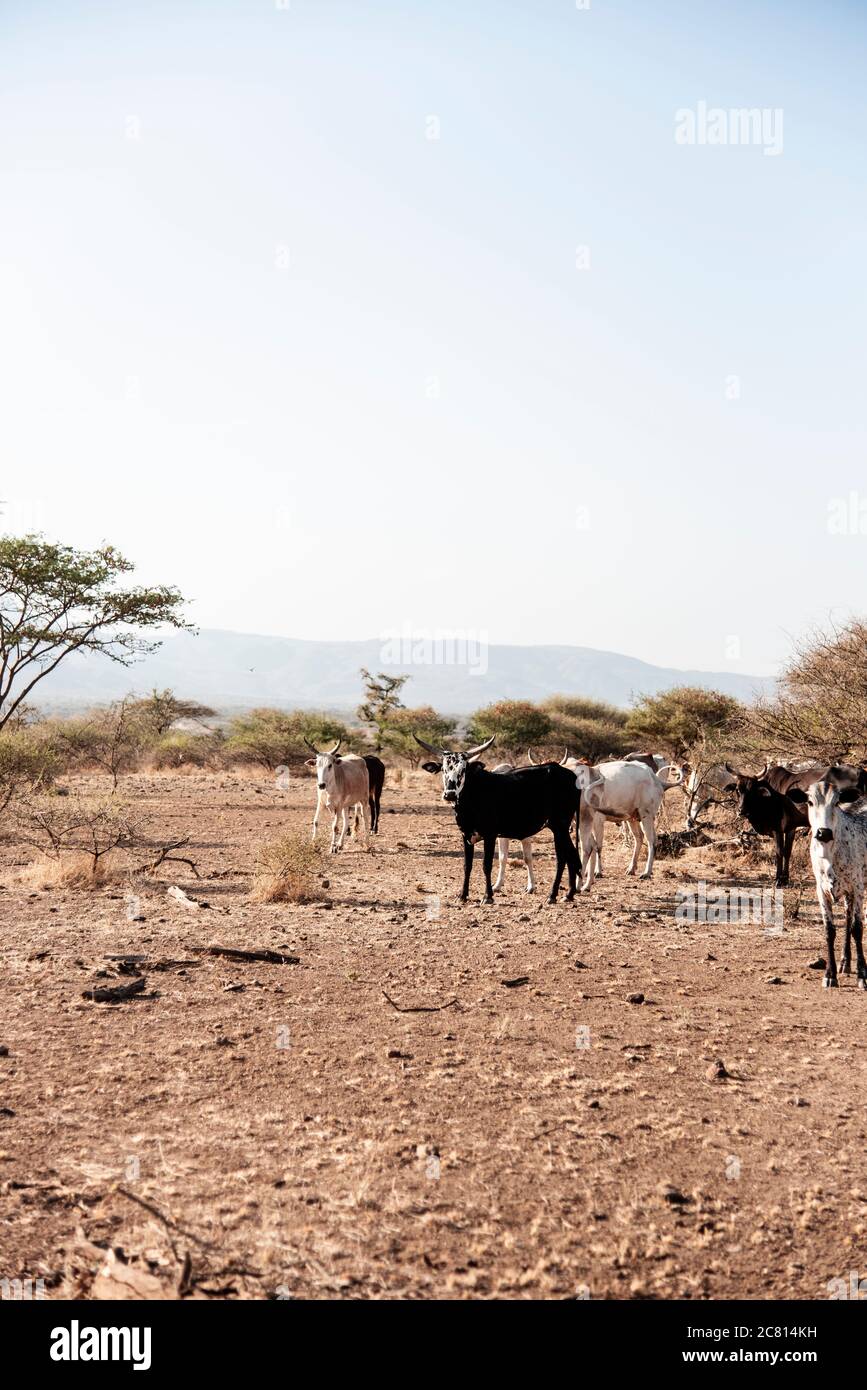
[20,851,119,890]
[249,831,327,904]
[13,794,140,889]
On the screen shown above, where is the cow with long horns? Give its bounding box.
[415,734,582,904]
[304,739,371,853]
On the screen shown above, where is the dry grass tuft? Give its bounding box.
[249,831,327,904]
[20,851,119,890]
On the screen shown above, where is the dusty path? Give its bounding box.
[2,771,866,1300]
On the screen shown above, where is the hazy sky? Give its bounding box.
[2,0,866,677]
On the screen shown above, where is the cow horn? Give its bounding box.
[560,748,570,766]
[303,737,319,754]
[463,734,496,759]
[413,732,446,756]
[758,761,769,778]
[527,747,538,765]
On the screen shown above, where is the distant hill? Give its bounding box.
[27,628,774,716]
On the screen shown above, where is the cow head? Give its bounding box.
[724,763,772,820]
[526,747,570,766]
[788,777,862,846]
[304,738,343,792]
[414,733,495,803]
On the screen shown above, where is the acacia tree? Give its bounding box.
[358,669,409,752]
[382,705,457,766]
[130,688,215,739]
[745,620,867,761]
[467,700,552,755]
[625,686,741,760]
[0,536,190,731]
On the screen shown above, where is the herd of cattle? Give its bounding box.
[303,736,867,992]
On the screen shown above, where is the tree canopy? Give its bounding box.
[0,535,189,731]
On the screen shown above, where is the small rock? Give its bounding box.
[626,992,645,1005]
[659,1184,691,1205]
[808,958,826,970]
[706,1059,731,1081]
[0,1046,9,1057]
[767,976,783,985]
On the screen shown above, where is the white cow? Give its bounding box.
[304,740,370,853]
[787,776,867,990]
[573,759,683,889]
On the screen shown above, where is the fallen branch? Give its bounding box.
[146,841,200,878]
[83,977,147,1004]
[190,945,300,965]
[382,989,458,1013]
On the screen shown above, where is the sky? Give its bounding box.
[2,0,866,678]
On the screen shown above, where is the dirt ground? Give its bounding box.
[2,767,867,1301]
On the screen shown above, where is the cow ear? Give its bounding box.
[787,787,807,803]
[333,754,341,762]
[304,758,316,767]
[470,760,485,772]
[421,761,442,774]
[757,785,772,797]
[838,787,860,804]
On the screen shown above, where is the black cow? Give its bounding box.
[728,770,807,886]
[363,755,385,833]
[415,734,581,904]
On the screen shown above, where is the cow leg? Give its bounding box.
[626,817,643,876]
[578,809,597,891]
[369,793,379,834]
[329,808,342,853]
[493,838,508,891]
[482,837,496,904]
[460,837,474,901]
[820,892,838,988]
[358,798,371,849]
[548,827,567,903]
[557,823,579,902]
[593,818,605,877]
[851,904,867,989]
[638,813,657,879]
[773,828,786,887]
[312,790,325,843]
[782,827,797,886]
[522,839,536,893]
[839,896,853,975]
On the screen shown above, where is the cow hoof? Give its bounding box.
[823,976,839,989]
[564,890,576,902]
[525,886,535,894]
[483,897,494,906]
[639,872,652,880]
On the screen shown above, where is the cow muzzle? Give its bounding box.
[443,789,457,802]
[318,783,327,791]
[815,828,833,843]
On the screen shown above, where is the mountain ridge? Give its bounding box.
[26,628,775,715]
